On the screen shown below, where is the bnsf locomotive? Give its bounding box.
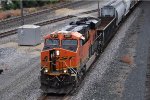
[40,0,139,93]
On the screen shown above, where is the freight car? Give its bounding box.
[98,0,139,48]
[40,0,139,94]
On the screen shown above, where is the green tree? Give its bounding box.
[2,0,61,10]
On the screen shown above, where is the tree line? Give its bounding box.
[1,0,61,10]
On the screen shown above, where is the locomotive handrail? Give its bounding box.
[103,18,116,31]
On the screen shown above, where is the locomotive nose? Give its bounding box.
[47,48,75,72]
[41,48,77,75]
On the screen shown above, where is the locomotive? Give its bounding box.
[40,0,139,93]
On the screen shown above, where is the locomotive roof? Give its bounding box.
[44,17,100,39]
[61,17,100,32]
[62,25,88,32]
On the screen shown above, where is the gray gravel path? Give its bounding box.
[71,2,144,100]
[122,2,150,100]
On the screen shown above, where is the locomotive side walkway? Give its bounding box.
[71,2,149,100]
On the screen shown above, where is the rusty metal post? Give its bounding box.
[20,0,24,26]
[98,0,100,18]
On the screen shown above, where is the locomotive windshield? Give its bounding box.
[62,40,78,52]
[44,39,59,50]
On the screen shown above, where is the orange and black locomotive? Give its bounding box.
[40,17,102,93]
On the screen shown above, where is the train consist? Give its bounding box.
[40,0,139,93]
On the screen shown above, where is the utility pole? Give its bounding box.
[20,0,24,26]
[98,0,100,18]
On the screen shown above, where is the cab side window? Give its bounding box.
[78,27,90,45]
[80,39,84,46]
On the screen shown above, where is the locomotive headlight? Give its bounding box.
[56,50,60,56]
[64,69,67,73]
[44,68,48,73]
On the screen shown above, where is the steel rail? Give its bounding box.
[0,1,85,31]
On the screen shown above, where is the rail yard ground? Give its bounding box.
[0,0,110,34]
[0,1,149,100]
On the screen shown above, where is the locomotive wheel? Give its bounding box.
[73,76,79,88]
[96,46,102,56]
[97,41,103,54]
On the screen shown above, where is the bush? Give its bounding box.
[48,0,59,4]
[9,9,21,17]
[0,12,11,20]
[2,0,61,10]
[0,12,7,20]
[28,8,37,13]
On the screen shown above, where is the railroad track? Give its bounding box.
[0,29,16,38]
[38,93,70,100]
[0,1,88,32]
[0,9,98,38]
[0,15,74,38]
[38,86,76,100]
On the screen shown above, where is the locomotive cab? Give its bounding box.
[40,31,85,88]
